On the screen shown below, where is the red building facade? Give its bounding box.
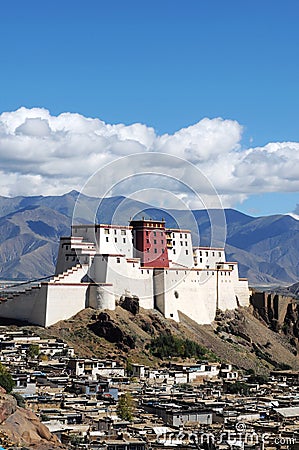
[130,219,170,268]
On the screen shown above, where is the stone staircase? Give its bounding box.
[50,263,86,284]
[0,264,87,304]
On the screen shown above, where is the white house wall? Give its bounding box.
[162,270,218,324]
[45,284,89,327]
[167,230,193,267]
[0,284,48,326]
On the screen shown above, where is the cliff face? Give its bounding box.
[0,390,66,449]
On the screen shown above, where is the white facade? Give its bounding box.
[0,221,250,327]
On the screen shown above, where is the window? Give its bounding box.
[116,257,120,263]
[106,237,109,242]
[123,238,126,243]
[186,250,189,255]
[121,229,126,235]
[185,233,187,238]
[173,241,175,246]
[219,252,221,257]
[173,249,176,254]
[200,251,202,256]
[205,251,208,256]
[180,241,183,246]
[114,229,117,234]
[161,231,163,236]
[146,239,149,244]
[154,239,157,244]
[154,248,157,253]
[200,258,202,263]
[104,228,110,234]
[212,252,215,256]
[162,248,164,253]
[146,248,149,253]
[180,233,182,238]
[115,238,117,243]
[185,241,188,246]
[153,231,156,236]
[146,230,149,236]
[161,240,164,244]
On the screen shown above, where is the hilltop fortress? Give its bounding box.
[0,219,250,327]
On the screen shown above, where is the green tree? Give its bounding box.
[0,363,14,393]
[225,381,250,395]
[27,344,40,359]
[126,359,133,377]
[117,392,135,421]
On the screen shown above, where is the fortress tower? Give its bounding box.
[130,219,170,268]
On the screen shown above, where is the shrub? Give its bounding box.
[149,333,211,359]
[0,363,14,393]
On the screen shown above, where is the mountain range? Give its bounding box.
[0,191,298,286]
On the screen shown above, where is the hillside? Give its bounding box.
[22,302,299,375]
[0,191,298,285]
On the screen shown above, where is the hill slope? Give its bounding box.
[25,304,299,375]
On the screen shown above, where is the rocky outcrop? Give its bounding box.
[119,295,140,315]
[89,312,136,349]
[0,392,66,449]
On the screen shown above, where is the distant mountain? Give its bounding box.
[0,191,298,286]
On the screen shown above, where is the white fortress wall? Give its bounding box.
[167,230,194,267]
[72,225,97,246]
[52,264,88,284]
[234,279,250,307]
[91,254,154,309]
[88,284,115,310]
[193,248,225,269]
[162,269,218,324]
[217,270,239,311]
[97,225,133,257]
[0,284,48,327]
[105,256,154,309]
[44,283,89,327]
[89,254,109,283]
[55,236,96,275]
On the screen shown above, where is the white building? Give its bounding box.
[0,219,250,327]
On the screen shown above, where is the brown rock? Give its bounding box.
[0,393,66,448]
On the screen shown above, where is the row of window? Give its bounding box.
[198,250,222,257]
[145,230,163,237]
[172,249,189,255]
[104,228,127,235]
[106,237,126,244]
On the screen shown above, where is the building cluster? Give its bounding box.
[1,327,299,449]
[0,219,250,327]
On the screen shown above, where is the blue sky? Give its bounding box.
[0,0,298,216]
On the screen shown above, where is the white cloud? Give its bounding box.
[15,118,52,137]
[0,107,298,208]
